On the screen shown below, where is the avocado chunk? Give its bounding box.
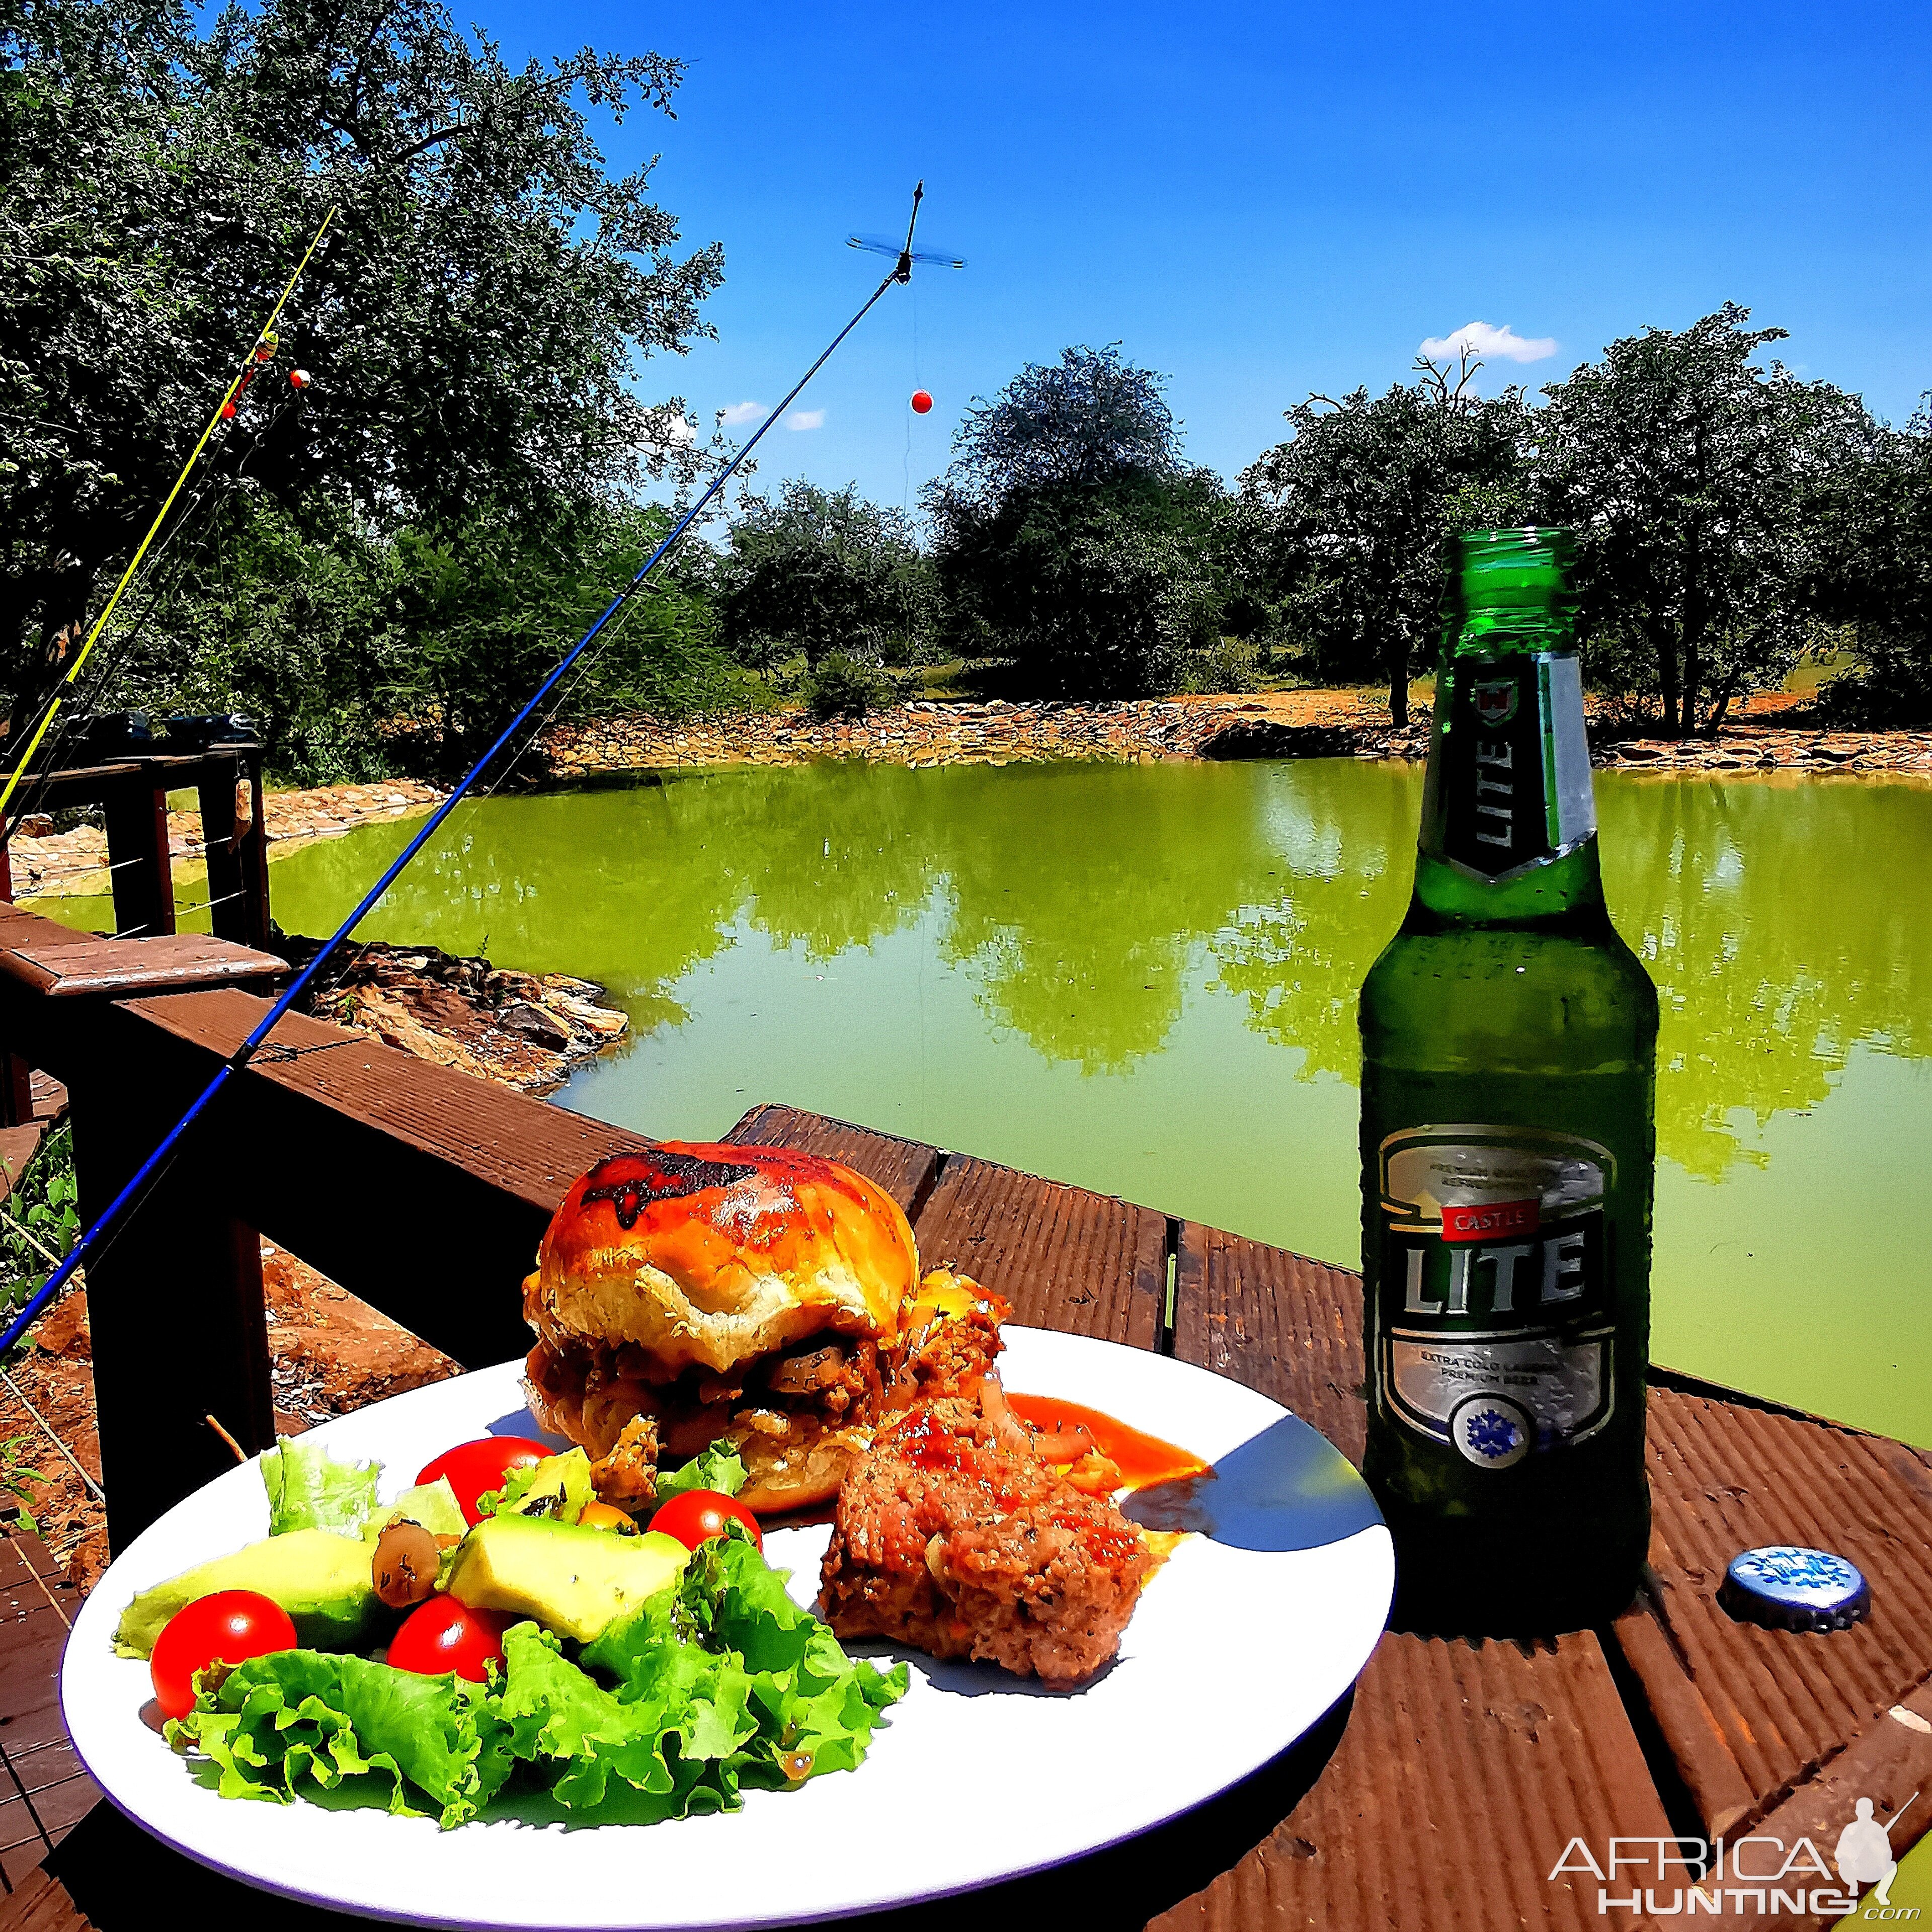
[114,1528,382,1658]
[445,1514,688,1643]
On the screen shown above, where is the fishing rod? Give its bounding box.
[0,182,950,1359]
[0,207,337,821]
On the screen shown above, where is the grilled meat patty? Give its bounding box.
[819,1391,1153,1685]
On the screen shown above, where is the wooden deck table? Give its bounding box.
[0,947,1928,1931]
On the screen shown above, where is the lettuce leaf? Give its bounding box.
[368,1477,467,1542]
[653,1439,747,1505]
[595,1530,906,1790]
[166,1651,514,1829]
[262,1440,381,1537]
[477,1448,594,1525]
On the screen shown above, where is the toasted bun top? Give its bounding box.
[526,1143,919,1375]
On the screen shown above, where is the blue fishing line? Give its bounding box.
[0,247,919,1360]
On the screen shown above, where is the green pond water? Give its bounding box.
[43,758,1932,1446]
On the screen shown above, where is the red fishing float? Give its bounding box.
[219,401,236,419]
[290,369,312,389]
[910,389,933,415]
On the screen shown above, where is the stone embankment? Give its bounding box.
[540,694,1932,777]
[9,775,446,900]
[539,694,1434,773]
[1594,727,1932,775]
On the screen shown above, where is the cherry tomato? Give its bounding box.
[150,1590,297,1720]
[386,1596,512,1683]
[415,1437,548,1526]
[647,1489,762,1552]
[577,1501,636,1534]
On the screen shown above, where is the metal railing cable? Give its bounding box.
[0,228,923,1360]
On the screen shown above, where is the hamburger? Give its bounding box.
[522,1142,924,1512]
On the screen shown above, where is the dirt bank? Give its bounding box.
[539,689,1932,778]
[8,776,446,900]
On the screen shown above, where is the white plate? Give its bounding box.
[63,1326,1392,1929]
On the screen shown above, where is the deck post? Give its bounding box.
[101,768,175,941]
[195,751,263,948]
[66,1070,273,1549]
[0,841,35,1127]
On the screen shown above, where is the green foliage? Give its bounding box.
[1538,303,1871,735]
[388,499,728,768]
[715,481,935,671]
[802,652,894,721]
[927,348,1226,697]
[1,1126,79,1324]
[1807,395,1932,725]
[941,345,1184,504]
[1240,356,1532,724]
[1,0,720,736]
[1,1436,47,1535]
[1176,636,1261,695]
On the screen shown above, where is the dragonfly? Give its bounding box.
[847,181,965,282]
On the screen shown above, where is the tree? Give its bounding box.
[925,345,1225,696]
[939,344,1184,506]
[1537,304,1869,735]
[387,497,724,767]
[1241,356,1532,726]
[1806,397,1932,724]
[1,0,721,740]
[715,481,934,670]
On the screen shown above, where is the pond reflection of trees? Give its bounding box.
[276,761,1932,1183]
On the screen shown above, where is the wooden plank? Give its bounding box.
[910,1152,1166,1347]
[725,1102,939,1218]
[1175,1219,1367,1463]
[0,1865,90,1931]
[0,1126,42,1206]
[1614,1387,1932,1840]
[1150,1632,1676,1932]
[26,1076,63,1131]
[0,935,286,997]
[1727,1675,1932,1931]
[1165,1221,1678,1930]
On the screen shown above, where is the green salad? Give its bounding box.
[127,1438,906,1830]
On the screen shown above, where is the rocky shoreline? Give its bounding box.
[281,935,629,1094]
[538,695,1932,778]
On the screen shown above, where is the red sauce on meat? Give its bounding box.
[1006,1393,1208,1492]
[894,1406,1023,1508]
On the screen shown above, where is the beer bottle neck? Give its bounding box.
[1410,631,1606,927]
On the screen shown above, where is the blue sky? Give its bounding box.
[475,0,1930,511]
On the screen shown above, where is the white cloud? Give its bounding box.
[785,409,826,431]
[1419,320,1557,364]
[720,400,765,426]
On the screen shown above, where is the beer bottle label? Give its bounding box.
[1372,1124,1616,1468]
[1432,652,1595,880]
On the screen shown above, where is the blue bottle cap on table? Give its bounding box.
[1719,1546,1870,1632]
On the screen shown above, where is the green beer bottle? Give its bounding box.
[1358,528,1657,1634]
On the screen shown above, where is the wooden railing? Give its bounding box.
[0,896,643,1546]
